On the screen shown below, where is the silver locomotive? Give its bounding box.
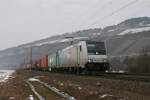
[48,40,109,73]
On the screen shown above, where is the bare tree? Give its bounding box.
[127,46,150,73]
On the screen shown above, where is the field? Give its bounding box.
[0,70,150,100]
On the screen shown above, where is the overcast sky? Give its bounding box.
[0,0,150,50]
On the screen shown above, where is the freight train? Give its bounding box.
[25,40,110,73]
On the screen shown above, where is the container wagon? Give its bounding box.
[31,55,48,71]
[41,55,49,71]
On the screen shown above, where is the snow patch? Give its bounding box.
[111,70,126,73]
[0,70,15,83]
[28,78,39,82]
[60,83,64,86]
[100,94,113,98]
[34,40,59,46]
[28,95,34,100]
[108,30,115,32]
[139,22,145,26]
[60,38,70,42]
[100,94,128,100]
[89,33,101,36]
[107,29,118,32]
[118,27,150,35]
[78,86,82,90]
[9,97,15,100]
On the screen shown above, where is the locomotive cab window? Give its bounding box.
[86,41,106,55]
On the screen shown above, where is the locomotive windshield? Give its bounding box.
[86,41,106,55]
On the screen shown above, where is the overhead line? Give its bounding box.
[87,0,113,20]
[87,0,139,28]
[73,0,114,30]
[71,0,102,24]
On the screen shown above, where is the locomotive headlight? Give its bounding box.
[103,59,107,62]
[103,60,106,62]
[88,59,93,62]
[88,59,91,62]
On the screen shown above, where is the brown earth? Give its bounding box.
[0,70,35,100]
[0,70,150,100]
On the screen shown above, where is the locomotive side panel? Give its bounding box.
[77,41,88,68]
[58,41,88,68]
[59,45,78,67]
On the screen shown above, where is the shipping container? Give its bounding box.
[37,59,42,68]
[48,53,57,68]
[41,55,48,68]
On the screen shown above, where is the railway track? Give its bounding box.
[27,78,76,100]
[87,72,150,82]
[31,70,150,82]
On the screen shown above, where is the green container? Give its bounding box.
[48,53,57,68]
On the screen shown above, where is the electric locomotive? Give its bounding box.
[48,40,109,73]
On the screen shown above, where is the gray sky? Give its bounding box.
[0,0,150,50]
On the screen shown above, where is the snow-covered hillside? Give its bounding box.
[118,27,150,35]
[23,37,89,47]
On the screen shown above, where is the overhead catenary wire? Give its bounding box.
[72,0,114,30]
[75,0,102,18]
[86,0,139,28]
[123,1,149,16]
[129,2,150,17]
[70,0,102,25]
[87,0,113,20]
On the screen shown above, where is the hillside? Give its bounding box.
[0,17,150,69]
